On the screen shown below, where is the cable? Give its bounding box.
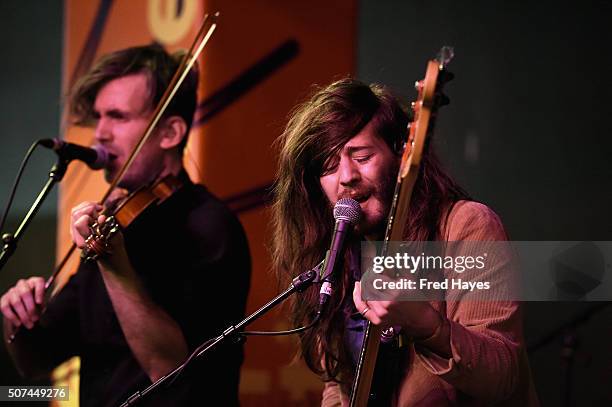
[241,311,322,336]
[168,296,324,387]
[0,140,42,232]
[168,312,322,388]
[166,337,216,387]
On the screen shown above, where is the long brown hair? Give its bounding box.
[271,78,468,385]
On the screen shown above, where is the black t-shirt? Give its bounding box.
[24,178,251,406]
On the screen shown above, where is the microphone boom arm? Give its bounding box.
[119,262,321,406]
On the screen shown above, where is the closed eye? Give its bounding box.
[107,110,128,120]
[354,153,374,163]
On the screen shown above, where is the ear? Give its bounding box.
[159,116,187,150]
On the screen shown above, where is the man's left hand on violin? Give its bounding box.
[70,201,128,265]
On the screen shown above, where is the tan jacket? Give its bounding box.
[322,201,540,406]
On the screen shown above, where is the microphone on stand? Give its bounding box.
[39,138,109,170]
[319,198,362,307]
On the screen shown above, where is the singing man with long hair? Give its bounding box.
[271,78,539,406]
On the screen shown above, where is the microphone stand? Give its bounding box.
[120,264,321,407]
[527,302,611,407]
[0,158,69,271]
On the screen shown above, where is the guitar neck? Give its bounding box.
[349,321,382,406]
[349,171,416,407]
[348,54,449,406]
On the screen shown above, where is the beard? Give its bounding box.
[338,160,400,239]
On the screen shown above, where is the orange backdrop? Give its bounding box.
[57,0,355,405]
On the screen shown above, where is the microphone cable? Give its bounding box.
[0,140,44,233]
[241,311,322,337]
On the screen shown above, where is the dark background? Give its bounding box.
[1,0,610,405]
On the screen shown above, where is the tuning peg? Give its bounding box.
[436,46,455,68]
[414,80,424,91]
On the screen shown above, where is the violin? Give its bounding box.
[81,175,184,262]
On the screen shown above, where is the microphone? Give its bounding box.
[39,138,109,170]
[319,198,362,307]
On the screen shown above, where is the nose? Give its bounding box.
[94,118,112,143]
[338,156,360,187]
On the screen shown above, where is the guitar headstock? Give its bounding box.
[399,46,454,179]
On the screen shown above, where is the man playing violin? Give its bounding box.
[271,78,538,406]
[1,44,251,406]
